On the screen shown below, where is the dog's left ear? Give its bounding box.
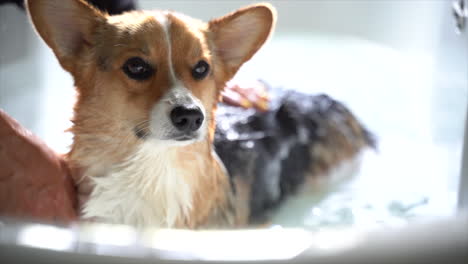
[209,3,276,80]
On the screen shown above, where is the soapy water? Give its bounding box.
[269,138,460,230]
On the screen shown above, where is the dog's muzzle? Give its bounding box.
[144,86,206,143]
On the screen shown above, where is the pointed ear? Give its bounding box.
[209,3,276,80]
[25,0,105,71]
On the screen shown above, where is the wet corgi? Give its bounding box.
[26,0,375,229]
[26,0,275,229]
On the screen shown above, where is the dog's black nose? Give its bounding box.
[170,106,204,132]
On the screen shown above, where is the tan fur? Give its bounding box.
[26,0,275,228]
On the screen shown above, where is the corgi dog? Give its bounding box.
[26,0,276,229]
[26,0,375,229]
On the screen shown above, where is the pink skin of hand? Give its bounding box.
[222,80,270,112]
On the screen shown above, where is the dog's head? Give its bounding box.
[26,0,275,147]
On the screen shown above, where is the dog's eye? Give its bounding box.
[192,60,210,80]
[122,57,154,81]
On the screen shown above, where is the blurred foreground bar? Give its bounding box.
[0,215,467,263]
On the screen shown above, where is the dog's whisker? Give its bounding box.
[133,123,152,139]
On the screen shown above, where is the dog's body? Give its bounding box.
[215,84,375,223]
[26,0,374,229]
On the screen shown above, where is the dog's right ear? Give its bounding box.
[25,0,105,71]
[209,4,276,82]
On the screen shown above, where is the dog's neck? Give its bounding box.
[69,122,234,229]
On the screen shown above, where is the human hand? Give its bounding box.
[221,80,270,112]
[0,110,77,223]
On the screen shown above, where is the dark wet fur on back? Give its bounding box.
[214,82,376,223]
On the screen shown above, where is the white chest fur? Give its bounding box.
[81,142,195,228]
